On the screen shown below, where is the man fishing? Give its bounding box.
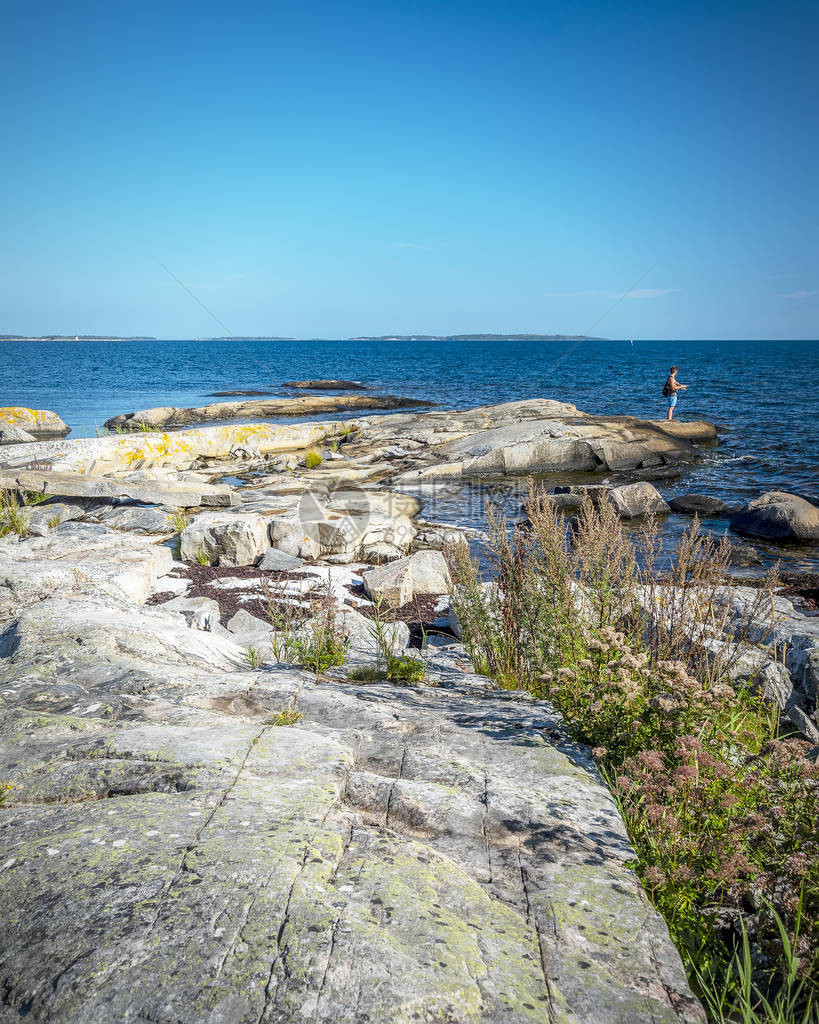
[663,365,687,420]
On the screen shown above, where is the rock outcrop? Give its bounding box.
[282,379,366,390]
[730,491,819,543]
[0,520,703,1023]
[0,406,70,438]
[104,393,434,430]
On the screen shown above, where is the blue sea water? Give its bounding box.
[2,337,818,567]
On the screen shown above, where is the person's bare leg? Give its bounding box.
[667,404,674,421]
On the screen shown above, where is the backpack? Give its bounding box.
[662,379,672,397]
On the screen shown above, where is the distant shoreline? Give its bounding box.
[1,333,608,343]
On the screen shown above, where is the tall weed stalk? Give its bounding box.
[446,483,818,1017]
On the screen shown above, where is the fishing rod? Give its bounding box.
[154,257,275,377]
[543,255,666,377]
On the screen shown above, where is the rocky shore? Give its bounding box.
[1,396,818,1021]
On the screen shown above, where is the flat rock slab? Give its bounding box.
[0,522,172,620]
[0,421,359,476]
[0,531,702,1023]
[104,394,435,430]
[0,469,235,509]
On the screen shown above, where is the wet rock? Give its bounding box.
[668,494,733,517]
[282,379,366,390]
[731,491,819,543]
[608,481,670,518]
[180,512,270,567]
[727,541,762,567]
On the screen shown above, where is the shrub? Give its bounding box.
[167,508,188,534]
[245,646,264,669]
[347,665,387,682]
[264,578,347,675]
[386,653,426,684]
[304,448,323,468]
[195,549,210,565]
[0,491,31,538]
[268,708,303,727]
[446,484,819,1013]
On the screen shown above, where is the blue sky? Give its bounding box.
[1,0,816,339]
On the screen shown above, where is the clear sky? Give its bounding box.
[1,0,816,340]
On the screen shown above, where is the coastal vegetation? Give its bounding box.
[447,486,819,1022]
[0,490,36,538]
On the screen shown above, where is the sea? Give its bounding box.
[3,337,818,571]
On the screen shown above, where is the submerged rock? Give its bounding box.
[668,493,733,517]
[731,491,819,543]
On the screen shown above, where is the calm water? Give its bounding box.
[3,338,818,567]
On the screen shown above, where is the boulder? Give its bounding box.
[180,513,269,566]
[412,525,471,552]
[608,482,670,518]
[0,424,36,445]
[104,394,434,430]
[257,547,305,571]
[363,550,451,609]
[268,518,321,560]
[361,541,404,564]
[226,608,274,636]
[26,501,86,533]
[727,541,762,567]
[730,491,819,542]
[668,494,732,517]
[0,406,70,438]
